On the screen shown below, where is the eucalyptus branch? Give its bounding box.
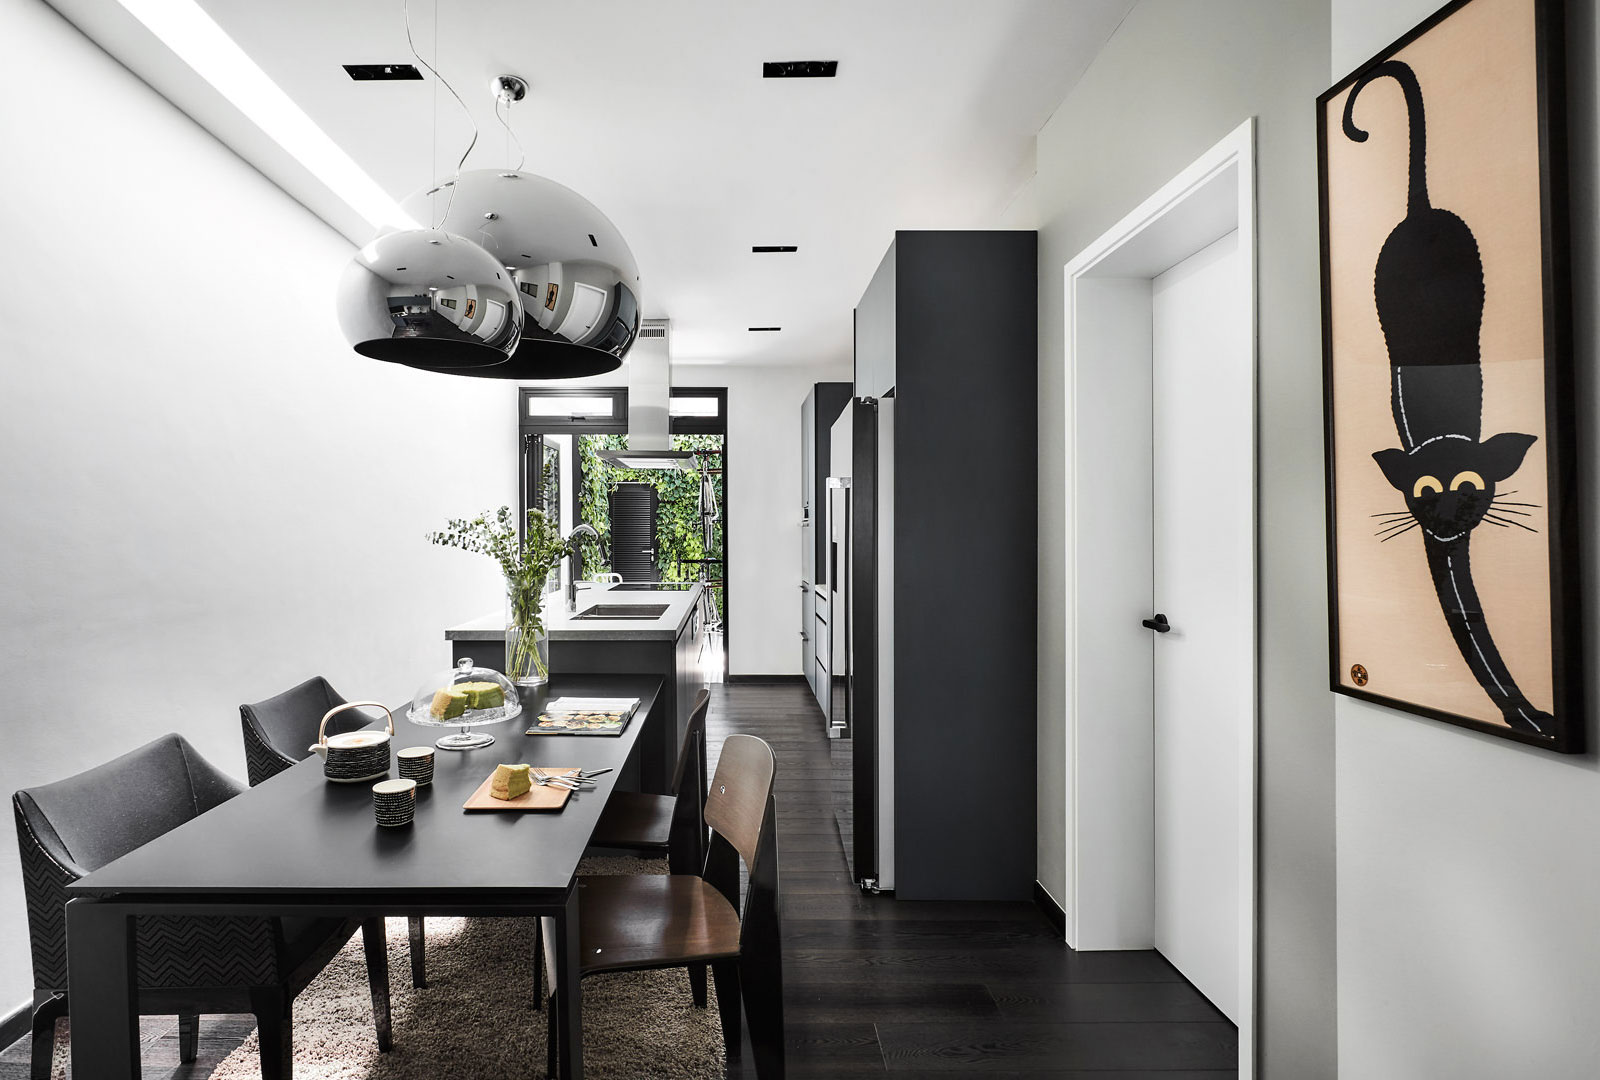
[429,507,572,587]
[430,500,574,682]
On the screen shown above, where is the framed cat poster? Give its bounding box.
[1317,0,1581,752]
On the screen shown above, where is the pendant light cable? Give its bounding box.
[429,0,437,225]
[403,0,477,229]
[494,90,526,172]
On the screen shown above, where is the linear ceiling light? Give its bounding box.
[116,0,413,231]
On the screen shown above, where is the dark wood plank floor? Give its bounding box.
[712,682,1237,1079]
[1,681,1236,1078]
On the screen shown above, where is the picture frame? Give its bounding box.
[1317,0,1580,751]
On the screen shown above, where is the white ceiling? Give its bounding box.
[50,0,1133,367]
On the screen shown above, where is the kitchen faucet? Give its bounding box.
[563,524,609,612]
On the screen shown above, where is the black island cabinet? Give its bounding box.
[447,583,711,795]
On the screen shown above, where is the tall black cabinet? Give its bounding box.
[851,231,1038,901]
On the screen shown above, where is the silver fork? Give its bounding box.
[531,767,581,791]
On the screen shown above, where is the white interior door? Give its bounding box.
[1150,229,1248,1024]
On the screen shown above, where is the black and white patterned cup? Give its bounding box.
[397,746,435,787]
[372,778,417,827]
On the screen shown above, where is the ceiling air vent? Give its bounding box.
[637,320,670,341]
[763,61,838,79]
[343,64,423,81]
[752,245,798,253]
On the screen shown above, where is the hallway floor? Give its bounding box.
[2,682,1236,1078]
[716,681,1236,1079]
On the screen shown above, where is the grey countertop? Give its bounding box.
[445,582,703,642]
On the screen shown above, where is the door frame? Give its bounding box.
[517,385,730,672]
[1060,119,1258,1076]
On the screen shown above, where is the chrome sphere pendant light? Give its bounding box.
[337,229,522,368]
[398,167,640,379]
[336,3,526,371]
[393,76,641,379]
[338,28,641,380]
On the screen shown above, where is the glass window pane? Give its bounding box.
[669,396,720,418]
[526,395,616,418]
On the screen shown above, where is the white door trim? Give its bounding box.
[1060,118,1258,1078]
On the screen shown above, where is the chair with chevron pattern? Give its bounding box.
[241,675,429,989]
[14,732,394,1080]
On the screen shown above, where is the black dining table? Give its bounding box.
[65,673,665,1079]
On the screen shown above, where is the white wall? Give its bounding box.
[1031,1,1335,1074]
[680,362,850,675]
[0,0,515,1011]
[1332,2,1600,1076]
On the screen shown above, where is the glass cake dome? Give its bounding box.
[407,657,523,750]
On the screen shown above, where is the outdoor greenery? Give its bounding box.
[428,470,567,681]
[578,433,725,619]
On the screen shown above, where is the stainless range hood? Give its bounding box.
[597,320,698,470]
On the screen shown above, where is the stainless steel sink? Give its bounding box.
[574,604,671,620]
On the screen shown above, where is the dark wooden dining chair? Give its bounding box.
[14,733,393,1080]
[585,687,711,1005]
[240,675,429,989]
[589,686,709,873]
[543,732,784,1079]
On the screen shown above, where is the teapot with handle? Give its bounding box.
[310,700,395,782]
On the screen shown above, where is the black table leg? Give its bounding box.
[66,898,139,1079]
[554,885,584,1079]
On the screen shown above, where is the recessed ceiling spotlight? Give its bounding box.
[762,61,838,79]
[344,63,423,81]
[751,245,798,253]
[748,326,782,332]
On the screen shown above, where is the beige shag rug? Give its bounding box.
[48,857,727,1080]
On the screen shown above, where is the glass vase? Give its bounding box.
[504,581,550,688]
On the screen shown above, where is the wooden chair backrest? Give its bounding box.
[671,689,710,800]
[703,734,775,872]
[666,689,711,875]
[703,735,781,986]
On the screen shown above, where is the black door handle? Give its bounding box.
[1142,613,1171,633]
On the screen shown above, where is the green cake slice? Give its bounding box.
[430,687,468,719]
[458,681,505,710]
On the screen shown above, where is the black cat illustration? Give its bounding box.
[1344,59,1551,735]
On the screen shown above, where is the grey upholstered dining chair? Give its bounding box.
[14,733,393,1080]
[240,675,430,989]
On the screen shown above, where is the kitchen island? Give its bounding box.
[446,582,712,794]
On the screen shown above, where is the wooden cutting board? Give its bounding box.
[462,768,580,812]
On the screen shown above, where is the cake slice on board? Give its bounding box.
[489,763,532,800]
